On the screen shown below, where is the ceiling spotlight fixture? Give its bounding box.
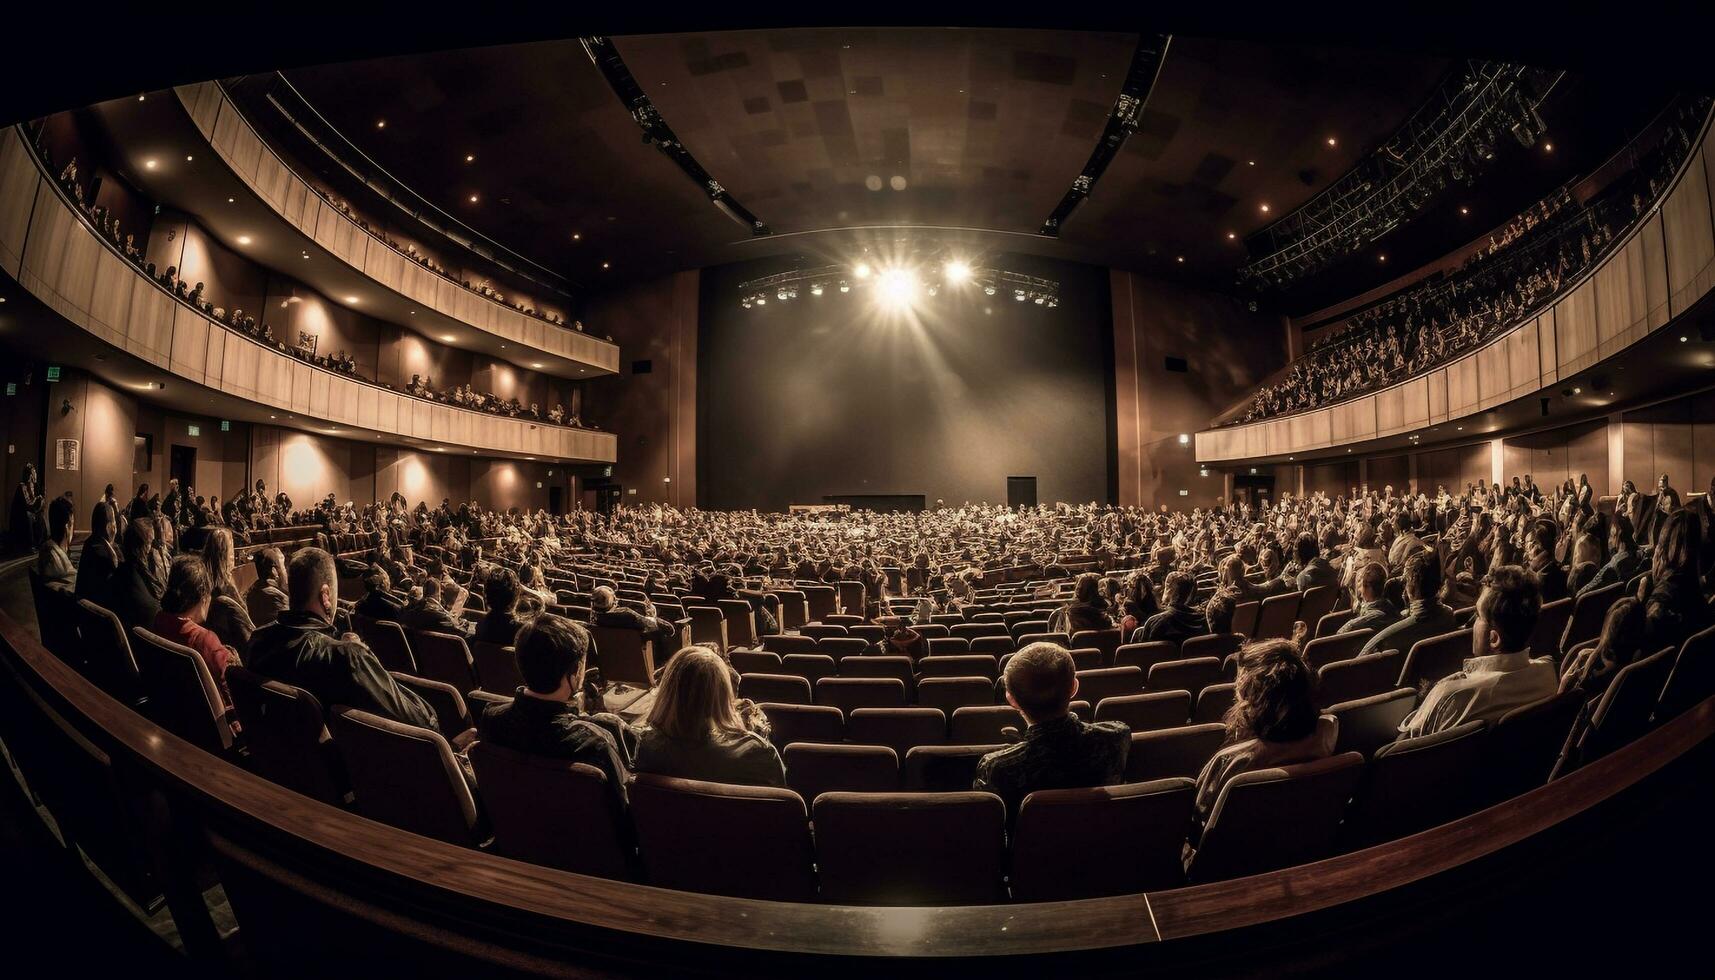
[1014,289,1027,302]
[755,295,766,305]
[138,94,146,101]
[345,296,359,304]
[1247,160,1256,167]
[777,288,790,301]
[531,362,544,369]
[1175,256,1185,264]
[853,262,873,279]
[876,268,917,307]
[810,283,824,296]
[227,197,235,203]
[1227,232,1237,240]
[185,155,193,162]
[838,281,850,293]
[741,297,753,309]
[441,334,456,342]
[944,260,971,283]
[602,262,611,269]
[1327,136,1337,146]
[1544,142,1554,152]
[1178,433,1190,445]
[572,233,581,241]
[144,159,157,170]
[1259,203,1271,213]
[468,194,479,203]
[465,154,475,163]
[376,119,386,129]
[1681,335,1690,342]
[237,235,252,245]
[1378,254,1387,263]
[1460,206,1470,215]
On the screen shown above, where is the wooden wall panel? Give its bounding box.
[86,250,136,348]
[1505,319,1539,399]
[1446,355,1479,417]
[0,127,36,276]
[1375,386,1404,434]
[1663,145,1715,316]
[1554,279,1600,376]
[1477,340,1510,410]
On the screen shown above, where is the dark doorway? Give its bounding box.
[1232,473,1275,510]
[1007,476,1038,509]
[548,485,564,516]
[169,445,196,491]
[595,485,622,515]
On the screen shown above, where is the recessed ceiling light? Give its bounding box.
[469,194,479,203]
[1226,232,1237,240]
[345,296,359,304]
[531,362,544,369]
[227,197,235,204]
[138,94,146,101]
[237,235,252,245]
[1681,335,1690,342]
[1247,160,1256,167]
[1175,256,1185,263]
[1544,142,1554,152]
[1378,254,1387,262]
[185,155,194,162]
[442,334,456,342]
[1459,206,1469,215]
[602,261,611,269]
[1326,136,1337,146]
[376,119,386,129]
[465,154,475,163]
[1259,203,1271,213]
[1573,386,1582,394]
[572,232,581,241]
[144,159,157,170]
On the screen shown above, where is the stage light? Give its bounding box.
[755,295,766,305]
[144,159,157,170]
[810,283,824,296]
[839,281,850,293]
[237,236,252,246]
[853,262,873,279]
[1544,142,1554,152]
[1260,203,1271,213]
[1178,433,1190,445]
[465,154,475,163]
[876,268,917,306]
[1014,290,1027,302]
[741,298,752,308]
[984,285,997,296]
[777,288,790,301]
[1034,294,1046,305]
[944,260,971,283]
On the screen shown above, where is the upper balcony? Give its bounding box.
[86,82,619,380]
[0,125,617,464]
[1198,103,1715,466]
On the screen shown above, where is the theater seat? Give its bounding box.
[759,702,845,749]
[1567,645,1676,769]
[1011,778,1197,899]
[739,673,813,706]
[902,744,1003,792]
[815,677,907,713]
[948,704,1025,745]
[409,630,479,693]
[1302,630,1371,672]
[361,620,417,674]
[76,600,143,705]
[1146,657,1224,699]
[1186,752,1365,883]
[130,626,236,755]
[783,743,899,801]
[1475,690,1583,807]
[388,672,475,746]
[1114,641,1180,673]
[812,792,1007,905]
[630,774,816,902]
[1397,629,1472,691]
[1657,624,1715,722]
[846,707,946,756]
[1328,687,1417,759]
[330,707,483,847]
[779,653,839,685]
[1094,690,1190,731]
[1339,720,1487,850]
[470,641,524,694]
[916,676,994,714]
[730,650,783,675]
[1073,666,1144,706]
[468,741,631,879]
[1317,649,1405,707]
[1124,723,1227,782]
[1193,683,1237,725]
[226,665,347,805]
[1181,633,1245,663]
[917,655,1000,681]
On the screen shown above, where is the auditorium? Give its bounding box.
[5,13,1715,976]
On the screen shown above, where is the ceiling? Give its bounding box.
[279,30,1450,293]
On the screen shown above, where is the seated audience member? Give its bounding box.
[1139,571,1205,645]
[635,646,784,787]
[1527,519,1569,602]
[473,566,528,645]
[75,500,122,605]
[1361,549,1458,657]
[1638,509,1710,650]
[244,547,290,628]
[1203,591,1236,636]
[1387,512,1426,570]
[1560,597,1647,704]
[109,518,164,630]
[247,548,437,729]
[1342,524,1386,595]
[1193,640,1335,826]
[1295,530,1340,592]
[1216,554,1264,607]
[150,555,240,717]
[1580,515,1641,596]
[590,585,678,648]
[1399,566,1557,738]
[201,528,256,652]
[476,613,634,797]
[1254,547,1293,597]
[400,572,475,638]
[1340,561,1401,634]
[1049,572,1114,635]
[354,564,405,620]
[36,495,77,594]
[974,643,1130,820]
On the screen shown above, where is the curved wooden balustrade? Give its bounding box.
[2,594,1710,967]
[0,127,615,464]
[172,81,621,377]
[1197,111,1715,464]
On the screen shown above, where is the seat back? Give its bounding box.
[629,774,816,902]
[1113,641,1180,673]
[1658,624,1715,721]
[778,653,839,685]
[329,707,480,846]
[1180,633,1244,663]
[846,707,946,756]
[758,702,844,748]
[716,599,756,647]
[761,634,817,655]
[1124,722,1227,781]
[1072,666,1144,706]
[409,630,478,693]
[1254,592,1302,640]
[1298,586,1339,628]
[1016,631,1070,649]
[1146,657,1224,699]
[901,744,1004,791]
[811,792,1007,904]
[1315,608,1357,638]
[837,655,915,694]
[226,665,346,804]
[968,635,1015,657]
[130,627,234,754]
[1231,601,1261,640]
[737,673,812,706]
[361,619,417,674]
[686,605,729,652]
[817,637,871,660]
[918,653,1000,681]
[815,677,907,713]
[1578,645,1677,764]
[926,637,970,658]
[1328,687,1417,758]
[1071,628,1123,665]
[1094,690,1190,731]
[916,676,994,714]
[76,599,142,702]
[1316,649,1405,707]
[1561,583,1623,656]
[387,672,474,743]
[1303,629,1372,672]
[951,622,1009,642]
[1478,690,1584,806]
[468,741,630,878]
[1340,719,1488,849]
[836,580,866,620]
[28,567,80,658]
[1193,682,1238,725]
[800,586,839,624]
[470,641,524,694]
[589,625,656,687]
[1398,629,1472,691]
[1527,597,1574,657]
[782,743,899,801]
[1011,779,1197,899]
[947,705,1025,745]
[730,649,783,675]
[1187,752,1366,883]
[799,623,847,642]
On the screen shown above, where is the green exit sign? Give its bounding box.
[4,383,13,396]
[187,424,201,437]
[220,420,231,432]
[45,366,60,382]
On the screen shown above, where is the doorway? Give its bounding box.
[169,445,196,492]
[548,485,564,516]
[1232,473,1275,510]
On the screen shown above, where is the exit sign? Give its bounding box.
[220,420,231,432]
[4,383,13,396]
[187,424,201,437]
[45,366,60,382]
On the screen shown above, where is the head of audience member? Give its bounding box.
[252,547,286,592]
[47,494,75,547]
[121,518,154,564]
[1651,509,1701,587]
[486,566,520,615]
[1474,565,1542,659]
[1002,643,1078,725]
[591,585,617,613]
[1592,597,1646,673]
[1259,547,1282,580]
[362,564,390,595]
[1164,570,1195,610]
[1226,639,1319,745]
[1354,525,1377,552]
[1294,532,1319,567]
[1358,561,1387,604]
[1609,514,1636,558]
[286,547,339,624]
[646,646,752,743]
[161,554,213,624]
[202,527,240,597]
[514,614,592,703]
[1205,592,1235,635]
[1527,519,1557,566]
[1403,549,1443,607]
[90,499,117,547]
[1072,572,1105,609]
[1394,511,1412,535]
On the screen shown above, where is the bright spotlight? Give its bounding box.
[838,281,851,293]
[984,285,997,296]
[876,268,917,306]
[777,288,789,301]
[944,260,972,283]
[810,283,824,296]
[853,262,873,279]
[1014,290,1027,302]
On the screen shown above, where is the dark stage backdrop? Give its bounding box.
[698,254,1115,511]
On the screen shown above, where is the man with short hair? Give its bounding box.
[354,564,405,620]
[36,495,76,594]
[974,643,1129,820]
[1387,511,1425,571]
[244,547,290,628]
[1361,549,1458,657]
[1139,571,1206,645]
[1526,518,1568,602]
[246,547,436,729]
[590,585,678,648]
[1400,566,1558,737]
[400,572,474,638]
[1340,561,1401,635]
[1295,529,1340,592]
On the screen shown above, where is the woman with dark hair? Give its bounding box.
[1638,509,1710,650]
[1049,572,1113,635]
[474,565,527,645]
[75,499,122,604]
[200,527,256,651]
[10,462,43,551]
[1193,639,1335,825]
[1117,569,1161,638]
[150,554,240,724]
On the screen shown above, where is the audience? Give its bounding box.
[1340,561,1401,635]
[201,528,257,651]
[635,646,784,787]
[1139,571,1206,645]
[1361,550,1458,657]
[108,518,164,631]
[1400,566,1557,737]
[1048,572,1113,635]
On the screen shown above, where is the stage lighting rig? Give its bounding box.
[735,243,1059,312]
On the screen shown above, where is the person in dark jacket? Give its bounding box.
[246,548,436,729]
[1049,572,1114,636]
[474,566,528,645]
[1361,549,1459,656]
[108,518,163,631]
[1526,519,1569,603]
[399,573,474,638]
[75,500,122,605]
[1340,561,1401,635]
[353,564,405,621]
[1139,571,1206,645]
[1294,530,1340,593]
[244,547,290,629]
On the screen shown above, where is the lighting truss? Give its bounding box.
[1238,61,1562,290]
[736,260,1059,309]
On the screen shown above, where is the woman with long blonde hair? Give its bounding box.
[635,646,785,787]
[200,527,256,651]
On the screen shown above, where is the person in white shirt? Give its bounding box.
[1399,565,1558,738]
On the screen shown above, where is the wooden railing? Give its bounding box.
[1198,110,1715,464]
[172,81,621,376]
[0,127,616,464]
